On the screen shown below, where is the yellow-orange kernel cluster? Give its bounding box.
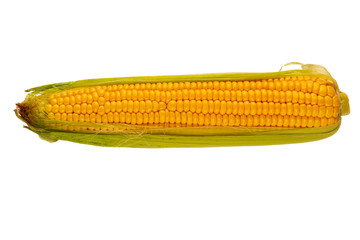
[45,77,340,128]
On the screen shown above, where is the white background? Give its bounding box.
[1,0,359,239]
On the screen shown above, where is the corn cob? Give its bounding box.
[15,63,350,148]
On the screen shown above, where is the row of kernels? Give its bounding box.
[49,77,334,99]
[46,100,167,115]
[50,87,339,107]
[48,111,338,128]
[47,105,339,124]
[166,100,339,118]
[46,100,340,118]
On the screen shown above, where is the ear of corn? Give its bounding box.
[15,63,350,148]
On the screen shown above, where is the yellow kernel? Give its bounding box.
[295,116,302,128]
[75,95,82,104]
[187,112,193,125]
[57,97,64,105]
[50,98,57,105]
[208,100,214,113]
[325,107,334,118]
[139,101,146,113]
[306,105,312,117]
[258,115,265,126]
[248,90,255,101]
[81,93,87,103]
[127,100,134,113]
[210,114,216,125]
[299,104,307,116]
[183,100,190,112]
[218,90,225,101]
[73,104,80,114]
[177,100,184,112]
[314,118,321,127]
[273,90,280,102]
[73,113,79,122]
[327,86,335,97]
[268,102,275,115]
[282,80,288,91]
[319,85,327,96]
[280,103,287,116]
[325,96,333,106]
[286,103,293,115]
[318,106,326,117]
[262,89,268,102]
[268,81,275,90]
[202,100,209,114]
[244,101,250,115]
[256,102,262,115]
[283,115,289,127]
[242,91,249,101]
[238,102,244,115]
[120,112,126,123]
[288,81,295,91]
[125,112,131,124]
[298,92,305,104]
[293,104,300,116]
[275,80,281,91]
[270,115,277,127]
[249,102,256,115]
[92,102,99,113]
[332,96,340,107]
[285,91,292,102]
[328,117,336,125]
[104,102,111,113]
[262,102,268,115]
[312,105,319,117]
[280,91,286,103]
[305,93,311,104]
[274,103,281,115]
[84,114,90,122]
[220,101,227,115]
[92,91,99,101]
[63,96,70,105]
[80,103,87,114]
[48,112,54,119]
[175,112,181,124]
[90,113,96,123]
[113,112,119,123]
[98,97,105,106]
[101,114,108,123]
[311,93,318,105]
[45,104,52,112]
[216,114,222,126]
[307,117,314,127]
[312,82,320,94]
[54,113,61,121]
[265,115,272,127]
[267,90,273,102]
[65,105,73,113]
[226,101,232,115]
[133,101,140,113]
[320,118,328,127]
[159,110,166,123]
[145,100,152,113]
[232,102,238,115]
[301,81,307,92]
[213,100,220,114]
[98,106,105,115]
[67,113,73,122]
[318,96,325,106]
